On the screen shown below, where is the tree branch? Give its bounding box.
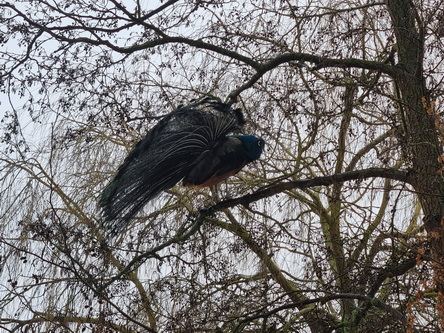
[236,292,414,331]
[213,167,410,211]
[2,1,397,104]
[100,167,409,290]
[98,207,210,291]
[225,52,396,103]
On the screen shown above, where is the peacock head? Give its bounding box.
[234,135,265,161]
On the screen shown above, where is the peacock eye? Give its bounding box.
[257,141,262,146]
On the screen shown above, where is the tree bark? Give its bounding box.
[386,0,444,319]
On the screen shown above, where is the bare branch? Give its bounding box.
[212,168,410,210]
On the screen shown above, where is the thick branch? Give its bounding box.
[3,2,397,100]
[101,168,408,286]
[227,53,396,103]
[237,292,412,331]
[213,167,409,211]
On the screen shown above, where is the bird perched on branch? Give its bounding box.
[99,98,265,234]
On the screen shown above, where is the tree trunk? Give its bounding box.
[387,0,444,324]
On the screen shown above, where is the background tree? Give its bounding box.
[1,0,444,331]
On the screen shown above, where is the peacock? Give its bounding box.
[99,98,265,234]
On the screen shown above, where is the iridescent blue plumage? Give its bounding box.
[99,98,264,234]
